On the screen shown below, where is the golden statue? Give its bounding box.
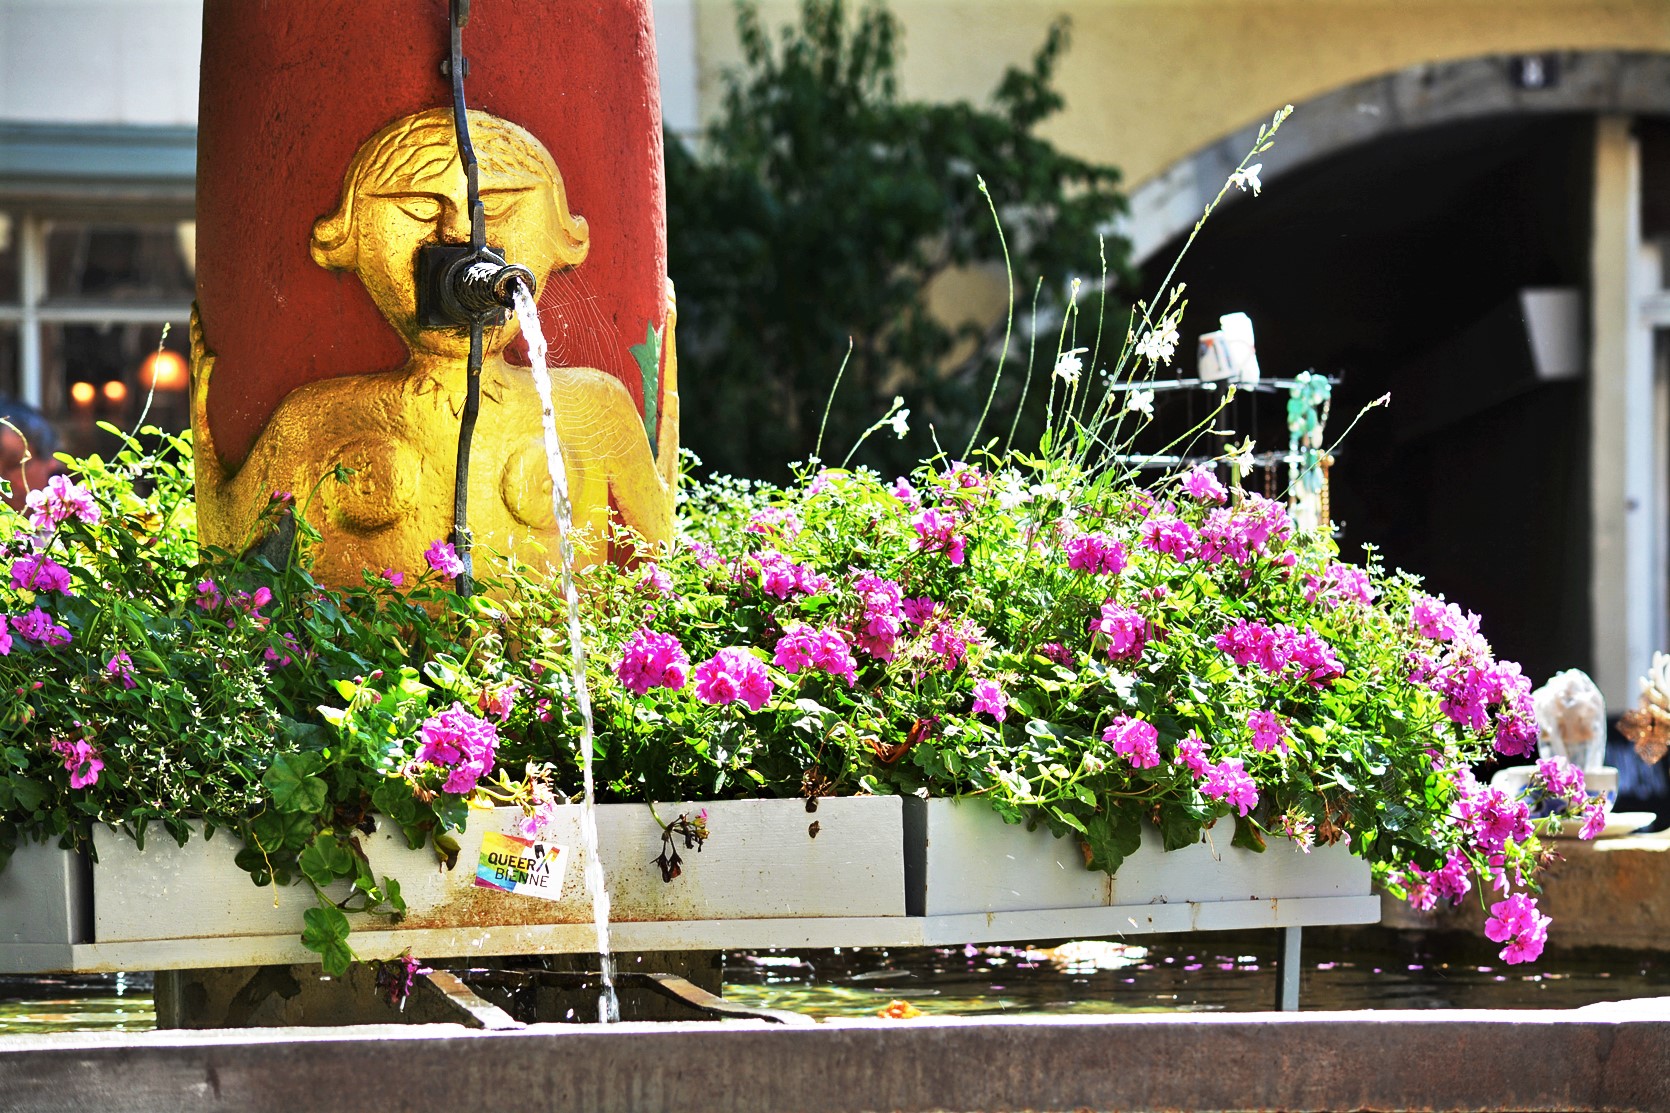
[190,107,678,586]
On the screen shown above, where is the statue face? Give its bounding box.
[314,110,589,361]
[355,169,545,356]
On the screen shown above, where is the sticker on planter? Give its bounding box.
[474,831,568,901]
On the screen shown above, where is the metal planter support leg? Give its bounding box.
[1276,925,1303,1011]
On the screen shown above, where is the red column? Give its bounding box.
[196,0,669,469]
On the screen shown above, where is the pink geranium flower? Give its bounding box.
[912,509,967,565]
[105,652,136,689]
[1247,709,1289,754]
[10,553,72,595]
[414,703,499,795]
[1484,893,1550,964]
[693,648,775,712]
[424,539,466,579]
[1181,466,1228,505]
[971,679,1007,722]
[1202,757,1258,816]
[25,475,100,529]
[51,736,103,789]
[1103,715,1160,769]
[773,622,858,688]
[615,629,691,696]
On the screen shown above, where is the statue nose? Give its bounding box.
[438,199,473,243]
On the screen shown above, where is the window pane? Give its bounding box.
[43,219,195,303]
[0,322,17,398]
[0,212,17,304]
[41,320,191,457]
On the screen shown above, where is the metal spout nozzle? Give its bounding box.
[416,243,536,327]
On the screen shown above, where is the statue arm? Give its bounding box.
[579,372,673,549]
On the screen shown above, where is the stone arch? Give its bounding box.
[1126,50,1670,263]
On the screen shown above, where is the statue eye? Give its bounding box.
[480,191,527,220]
[391,196,443,222]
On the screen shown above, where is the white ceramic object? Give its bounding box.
[1534,669,1608,771]
[1491,765,1617,812]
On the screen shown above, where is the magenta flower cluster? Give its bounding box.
[971,679,1007,722]
[10,553,72,595]
[773,622,858,687]
[1303,562,1375,610]
[51,735,103,789]
[1065,532,1126,575]
[1181,466,1228,505]
[25,476,100,530]
[1247,709,1289,754]
[1406,597,1536,756]
[1103,715,1160,768]
[414,703,500,795]
[424,539,465,580]
[1215,619,1342,688]
[1091,602,1149,662]
[615,629,690,696]
[750,550,830,600]
[912,508,967,565]
[693,647,774,712]
[1484,893,1551,964]
[850,573,905,661]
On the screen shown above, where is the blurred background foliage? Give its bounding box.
[665,0,1132,481]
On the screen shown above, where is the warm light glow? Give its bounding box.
[102,380,128,404]
[70,381,96,406]
[139,349,188,392]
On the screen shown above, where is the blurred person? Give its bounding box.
[0,397,65,511]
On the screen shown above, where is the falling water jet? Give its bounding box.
[513,281,619,1023]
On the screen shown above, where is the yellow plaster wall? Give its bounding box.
[693,0,1670,187]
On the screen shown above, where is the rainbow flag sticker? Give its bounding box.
[474,830,568,901]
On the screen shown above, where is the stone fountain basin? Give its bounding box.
[0,796,1377,974]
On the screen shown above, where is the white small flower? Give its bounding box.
[1225,438,1255,474]
[1134,322,1179,366]
[887,405,910,439]
[1229,163,1263,195]
[1053,347,1087,385]
[1124,389,1154,417]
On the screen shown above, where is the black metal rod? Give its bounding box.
[446,0,484,597]
[450,318,483,596]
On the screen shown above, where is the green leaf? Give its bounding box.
[9,778,47,813]
[301,903,356,977]
[1080,800,1143,873]
[1232,812,1267,852]
[298,832,355,889]
[247,809,314,854]
[1156,800,1208,852]
[630,321,663,453]
[263,753,328,814]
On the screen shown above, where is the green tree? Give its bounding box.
[666,0,1130,480]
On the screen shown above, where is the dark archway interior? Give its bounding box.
[1140,114,1597,685]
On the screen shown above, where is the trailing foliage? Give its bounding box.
[666,0,1129,480]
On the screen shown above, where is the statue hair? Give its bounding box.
[309,107,590,273]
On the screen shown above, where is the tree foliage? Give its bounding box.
[666,0,1130,480]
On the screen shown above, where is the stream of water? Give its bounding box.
[512,283,618,1024]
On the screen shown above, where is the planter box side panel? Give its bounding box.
[93,797,906,944]
[911,798,1370,916]
[0,841,88,946]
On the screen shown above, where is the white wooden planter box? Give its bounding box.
[0,794,1381,974]
[902,798,1379,940]
[0,797,906,972]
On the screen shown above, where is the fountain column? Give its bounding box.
[192,0,676,580]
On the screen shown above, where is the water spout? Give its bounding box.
[512,282,619,1023]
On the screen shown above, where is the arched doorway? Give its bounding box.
[1130,52,1670,702]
